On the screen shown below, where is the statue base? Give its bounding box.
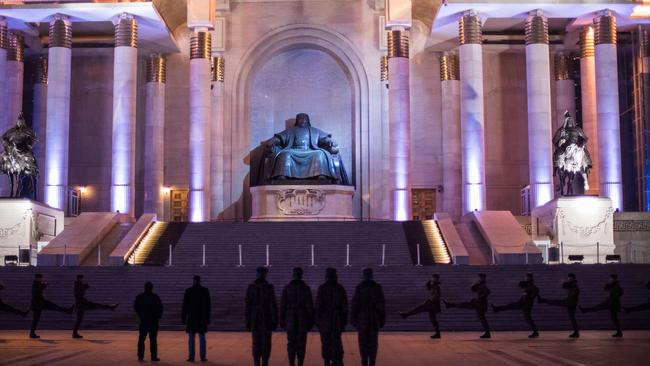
[250,185,355,221]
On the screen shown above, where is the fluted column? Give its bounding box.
[525,10,554,208]
[6,32,24,131]
[189,30,212,222]
[380,55,391,218]
[459,10,486,213]
[0,19,8,197]
[440,52,462,218]
[44,15,72,210]
[144,54,166,218]
[111,13,138,216]
[554,53,576,130]
[387,29,411,221]
[210,55,225,219]
[594,11,623,210]
[580,26,599,195]
[33,57,48,201]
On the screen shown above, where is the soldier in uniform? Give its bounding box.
[399,273,442,338]
[624,281,650,314]
[134,281,163,362]
[245,267,278,366]
[0,283,28,317]
[492,273,540,338]
[539,273,580,338]
[315,267,348,366]
[72,274,118,339]
[280,267,314,366]
[29,273,73,339]
[580,274,624,337]
[351,268,385,366]
[182,275,211,362]
[444,273,491,339]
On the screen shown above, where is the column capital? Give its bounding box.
[440,52,459,81]
[49,14,72,48]
[580,26,595,58]
[459,11,482,45]
[594,10,616,45]
[0,16,7,50]
[554,53,572,81]
[525,9,548,45]
[146,54,166,83]
[34,56,48,84]
[114,12,138,48]
[387,30,408,59]
[190,31,212,59]
[211,56,225,82]
[7,32,24,62]
[380,55,388,81]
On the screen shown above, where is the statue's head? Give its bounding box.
[295,113,311,127]
[16,112,26,128]
[564,111,576,128]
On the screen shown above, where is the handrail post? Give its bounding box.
[380,244,386,267]
[97,244,101,266]
[525,243,528,265]
[63,244,67,267]
[167,244,172,267]
[560,241,564,264]
[345,244,351,267]
[416,243,422,266]
[310,244,315,267]
[237,244,244,267]
[491,245,495,265]
[596,241,600,264]
[202,244,206,267]
[265,244,271,267]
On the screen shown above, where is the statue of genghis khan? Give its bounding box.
[261,113,350,185]
[553,111,592,196]
[0,112,39,199]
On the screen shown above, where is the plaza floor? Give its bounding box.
[0,330,648,366]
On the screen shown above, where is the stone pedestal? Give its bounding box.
[250,185,355,221]
[532,196,614,264]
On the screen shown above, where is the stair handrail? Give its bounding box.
[124,221,155,265]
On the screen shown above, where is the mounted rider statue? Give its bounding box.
[0,112,39,199]
[553,111,592,196]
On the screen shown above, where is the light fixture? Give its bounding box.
[79,186,87,195]
[161,186,171,194]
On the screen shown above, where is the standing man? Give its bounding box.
[315,267,348,366]
[399,273,442,338]
[580,274,624,337]
[182,275,212,362]
[134,281,163,362]
[245,267,278,366]
[72,274,119,339]
[0,283,28,317]
[280,267,314,366]
[624,281,650,314]
[444,273,491,339]
[29,273,73,339]
[492,273,539,338]
[539,273,580,338]
[351,268,385,366]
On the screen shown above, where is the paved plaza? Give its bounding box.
[0,331,648,366]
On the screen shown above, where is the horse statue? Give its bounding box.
[553,111,592,196]
[0,112,39,199]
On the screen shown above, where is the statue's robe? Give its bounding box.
[270,126,337,180]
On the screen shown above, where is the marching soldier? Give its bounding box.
[351,268,385,366]
[492,273,540,338]
[539,273,580,338]
[624,281,650,314]
[245,267,278,366]
[315,267,348,366]
[580,274,624,337]
[444,273,491,339]
[0,283,28,317]
[29,273,73,339]
[72,274,118,339]
[280,267,314,366]
[399,273,442,338]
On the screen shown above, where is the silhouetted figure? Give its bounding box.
[492,273,539,338]
[624,281,650,314]
[246,267,278,366]
[444,273,491,339]
[280,267,314,366]
[0,283,28,317]
[29,273,73,339]
[538,273,580,338]
[134,281,163,362]
[72,274,118,339]
[315,267,348,366]
[182,275,211,362]
[399,273,442,338]
[580,274,624,337]
[351,268,385,366]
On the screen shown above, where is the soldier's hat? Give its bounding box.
[568,273,576,279]
[326,267,337,280]
[256,266,269,276]
[478,273,487,279]
[363,267,373,279]
[292,267,303,279]
[610,274,618,280]
[525,273,533,279]
[35,273,43,279]
[76,274,84,280]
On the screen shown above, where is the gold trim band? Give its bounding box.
[190,31,211,59]
[387,30,409,59]
[0,18,7,50]
[580,26,594,58]
[7,32,24,62]
[115,13,138,48]
[440,53,459,81]
[49,15,72,49]
[525,13,549,45]
[211,56,225,82]
[459,13,482,45]
[34,57,48,84]
[146,54,166,83]
[380,55,388,82]
[554,53,571,81]
[594,13,616,45]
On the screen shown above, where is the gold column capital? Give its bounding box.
[525,10,549,45]
[0,17,7,50]
[387,30,409,59]
[49,14,72,49]
[34,56,48,84]
[554,53,572,81]
[190,31,212,59]
[146,54,166,83]
[211,56,225,82]
[380,55,388,82]
[7,32,24,62]
[115,13,138,48]
[580,26,594,58]
[594,10,616,45]
[440,52,459,81]
[459,11,482,45]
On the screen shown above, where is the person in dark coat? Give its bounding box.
[72,274,118,339]
[245,267,278,366]
[0,283,28,317]
[492,273,540,338]
[538,273,580,338]
[351,268,385,366]
[443,273,491,339]
[579,274,624,337]
[29,273,73,339]
[624,281,650,314]
[280,267,314,366]
[315,267,348,366]
[399,273,442,338]
[134,281,163,362]
[182,275,211,362]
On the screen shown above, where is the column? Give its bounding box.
[594,10,623,210]
[525,10,554,208]
[33,57,48,201]
[554,53,576,130]
[210,55,224,219]
[387,29,411,221]
[111,13,138,216]
[44,14,72,210]
[440,52,462,218]
[380,55,391,218]
[459,10,486,213]
[580,26,599,195]
[6,32,24,130]
[0,19,7,197]
[189,30,212,222]
[144,54,166,218]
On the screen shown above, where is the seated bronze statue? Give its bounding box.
[254,113,350,186]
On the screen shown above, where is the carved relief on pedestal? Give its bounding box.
[276,189,326,215]
[557,207,613,238]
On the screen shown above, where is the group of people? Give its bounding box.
[400,272,650,340]
[1,270,650,365]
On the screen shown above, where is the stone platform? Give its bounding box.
[250,184,355,221]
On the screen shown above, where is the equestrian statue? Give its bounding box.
[0,112,39,199]
[553,111,592,196]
